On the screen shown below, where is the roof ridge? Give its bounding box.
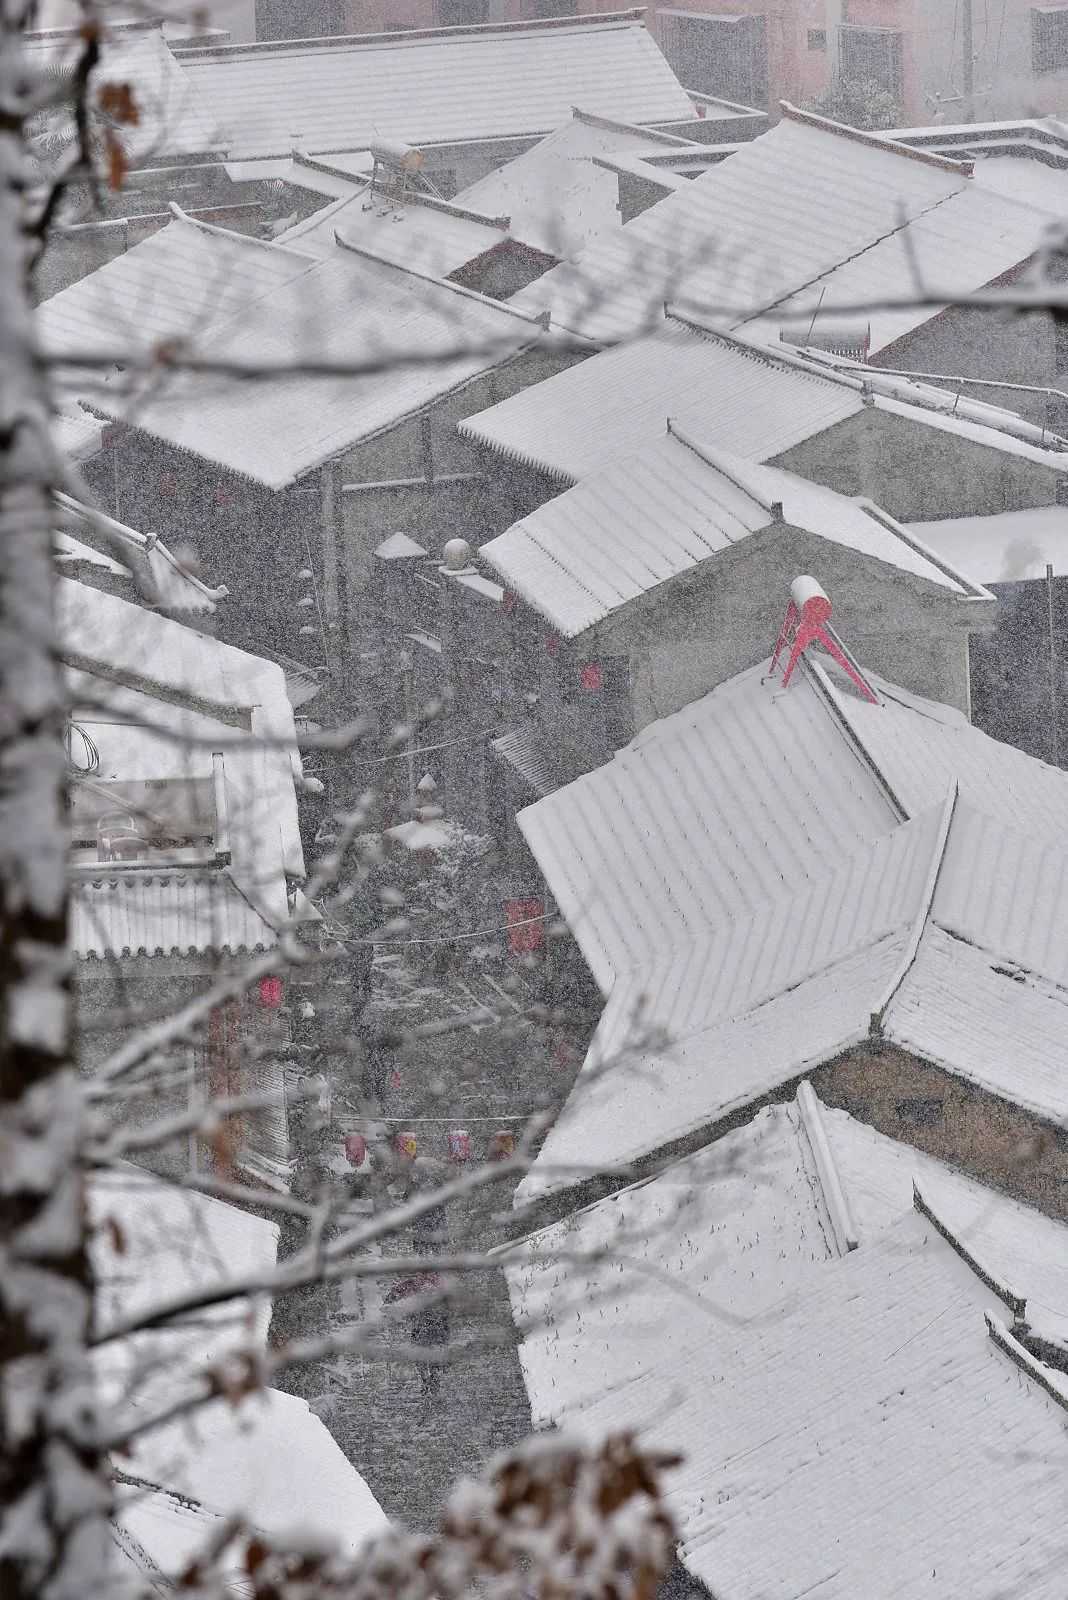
[665,311,868,395]
[855,501,992,600]
[331,232,550,327]
[570,106,696,147]
[795,1080,859,1255]
[665,418,776,516]
[173,9,648,59]
[779,101,975,177]
[870,782,958,1029]
[913,1181,1027,1320]
[985,1313,1068,1413]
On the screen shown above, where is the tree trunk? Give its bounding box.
[0,11,111,1598]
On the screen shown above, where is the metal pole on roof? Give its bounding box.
[961,0,974,122]
[1047,563,1061,767]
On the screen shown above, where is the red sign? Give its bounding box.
[505,898,544,955]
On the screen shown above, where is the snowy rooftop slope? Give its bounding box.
[173,16,694,161]
[454,110,697,259]
[506,1091,1068,1427]
[511,107,969,341]
[37,213,317,366]
[275,185,508,273]
[62,581,304,950]
[25,24,218,160]
[481,423,983,638]
[517,663,1068,1194]
[79,229,544,489]
[764,180,1052,355]
[55,494,225,615]
[52,405,104,462]
[459,321,864,482]
[908,505,1068,582]
[571,1209,1068,1600]
[118,1389,388,1573]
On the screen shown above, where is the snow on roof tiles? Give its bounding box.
[517,663,1068,1195]
[570,1210,1068,1600]
[275,185,507,272]
[908,505,1068,582]
[459,321,865,482]
[172,16,694,161]
[454,110,695,258]
[511,108,970,342]
[508,1092,1068,1428]
[482,423,979,638]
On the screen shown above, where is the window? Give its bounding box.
[658,11,770,108]
[437,0,489,23]
[838,24,903,100]
[520,0,578,15]
[1033,6,1068,74]
[807,27,826,49]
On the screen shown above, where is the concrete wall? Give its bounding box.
[619,521,982,733]
[813,1042,1068,1222]
[776,404,1064,523]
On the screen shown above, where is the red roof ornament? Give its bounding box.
[769,577,878,704]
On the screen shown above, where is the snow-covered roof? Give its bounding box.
[275,184,508,273]
[764,180,1054,356]
[375,531,428,559]
[507,1089,1068,1427]
[565,1205,1068,1600]
[116,1389,388,1578]
[63,581,303,955]
[49,215,546,489]
[25,23,218,160]
[459,320,865,482]
[460,317,1068,488]
[55,494,225,614]
[511,107,971,342]
[908,505,1068,583]
[53,404,104,461]
[482,422,984,638]
[172,15,694,161]
[517,659,1068,1196]
[454,109,697,259]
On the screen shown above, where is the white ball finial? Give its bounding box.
[442,537,472,571]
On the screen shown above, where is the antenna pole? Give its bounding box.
[961,0,974,121]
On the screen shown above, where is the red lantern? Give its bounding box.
[502,589,518,614]
[395,1130,418,1160]
[488,1129,515,1162]
[258,975,283,1009]
[159,470,178,498]
[344,1133,367,1167]
[505,898,544,955]
[544,632,560,657]
[580,661,603,692]
[447,1128,471,1163]
[213,483,235,509]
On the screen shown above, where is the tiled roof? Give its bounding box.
[275,186,508,272]
[65,219,543,488]
[38,214,317,368]
[25,25,218,160]
[455,110,695,258]
[908,505,1068,582]
[481,423,982,638]
[458,321,865,482]
[765,181,1053,355]
[71,870,276,959]
[569,1209,1068,1600]
[508,1090,1068,1427]
[172,16,694,161]
[511,107,969,341]
[517,660,1068,1195]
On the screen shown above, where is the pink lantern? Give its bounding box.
[258,975,284,1009]
[395,1130,418,1160]
[447,1128,471,1163]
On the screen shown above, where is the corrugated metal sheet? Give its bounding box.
[175,18,694,161]
[71,870,276,959]
[575,1213,1068,1600]
[491,726,558,798]
[88,237,542,489]
[276,187,506,272]
[513,110,968,341]
[459,322,864,482]
[483,427,973,638]
[455,112,689,257]
[25,26,217,160]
